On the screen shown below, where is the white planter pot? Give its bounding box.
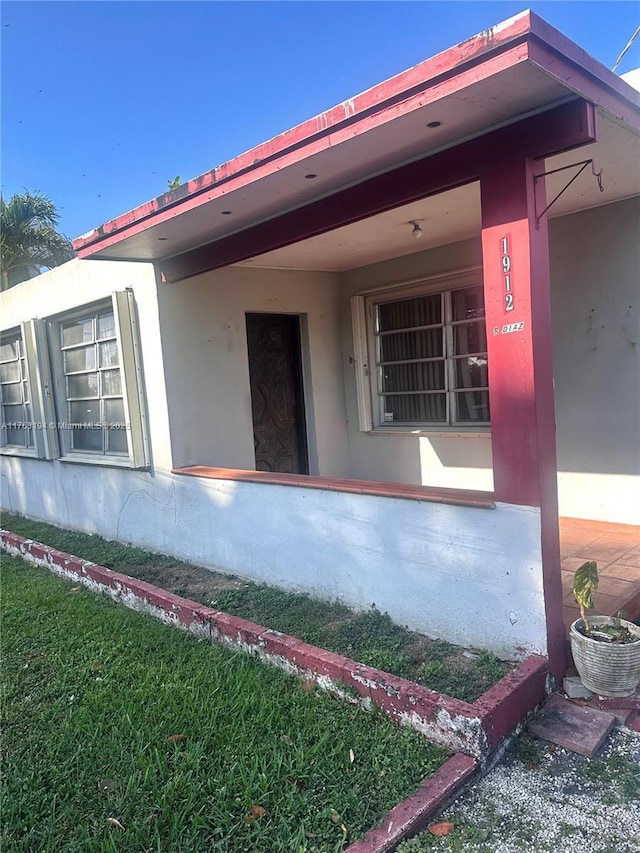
[570,616,640,698]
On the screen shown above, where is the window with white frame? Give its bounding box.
[45,291,148,467]
[0,322,56,458]
[352,273,489,430]
[0,329,34,451]
[58,307,128,455]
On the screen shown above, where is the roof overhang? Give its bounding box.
[74,10,640,275]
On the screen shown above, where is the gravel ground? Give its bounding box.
[397,728,640,853]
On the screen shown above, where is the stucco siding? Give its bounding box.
[339,237,495,491]
[156,265,349,477]
[2,199,636,662]
[550,197,640,524]
[335,198,639,521]
[0,450,546,660]
[0,259,173,470]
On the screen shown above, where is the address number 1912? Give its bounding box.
[501,235,514,312]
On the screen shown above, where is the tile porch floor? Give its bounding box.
[560,517,640,630]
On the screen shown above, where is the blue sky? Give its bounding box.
[2,1,639,242]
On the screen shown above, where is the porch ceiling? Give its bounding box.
[236,110,640,273]
[74,10,640,273]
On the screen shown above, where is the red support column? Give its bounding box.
[481,157,565,679]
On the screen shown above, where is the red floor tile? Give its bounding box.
[561,557,594,573]
[617,547,640,569]
[560,518,640,626]
[599,563,640,582]
[574,543,638,565]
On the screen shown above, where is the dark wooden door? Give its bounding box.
[245,313,308,474]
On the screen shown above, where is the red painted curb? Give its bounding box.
[344,753,478,853]
[475,654,548,751]
[0,531,22,549]
[1,530,547,760]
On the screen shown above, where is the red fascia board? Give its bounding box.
[74,13,538,256]
[74,44,529,258]
[160,99,596,283]
[74,11,637,261]
[528,12,640,115]
[528,40,640,132]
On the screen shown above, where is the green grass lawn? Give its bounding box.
[0,513,510,701]
[1,555,449,853]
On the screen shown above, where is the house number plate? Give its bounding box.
[501,235,514,312]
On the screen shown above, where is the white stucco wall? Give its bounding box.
[2,198,636,666]
[0,259,173,471]
[339,237,495,491]
[0,255,549,661]
[550,197,640,524]
[0,446,546,659]
[336,198,640,521]
[156,265,349,476]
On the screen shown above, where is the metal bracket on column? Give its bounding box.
[534,160,604,229]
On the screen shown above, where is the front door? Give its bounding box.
[245,313,309,474]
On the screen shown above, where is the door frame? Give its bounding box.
[245,311,312,475]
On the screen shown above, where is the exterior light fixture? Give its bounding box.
[305,173,317,179]
[426,121,442,128]
[410,220,423,239]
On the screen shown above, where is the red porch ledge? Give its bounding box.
[172,466,495,509]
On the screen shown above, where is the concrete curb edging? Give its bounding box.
[344,753,478,853]
[1,530,546,765]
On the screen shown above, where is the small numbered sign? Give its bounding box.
[501,235,514,313]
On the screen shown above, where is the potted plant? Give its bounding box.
[570,560,640,697]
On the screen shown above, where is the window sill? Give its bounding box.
[366,427,491,438]
[59,453,142,470]
[173,466,495,508]
[0,447,40,459]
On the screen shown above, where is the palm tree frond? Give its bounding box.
[1,191,75,290]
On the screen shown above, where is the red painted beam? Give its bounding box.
[160,100,596,283]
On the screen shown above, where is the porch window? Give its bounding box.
[0,329,34,451]
[0,322,54,458]
[352,272,489,430]
[58,308,127,455]
[44,291,149,467]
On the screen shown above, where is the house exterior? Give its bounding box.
[2,12,639,676]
